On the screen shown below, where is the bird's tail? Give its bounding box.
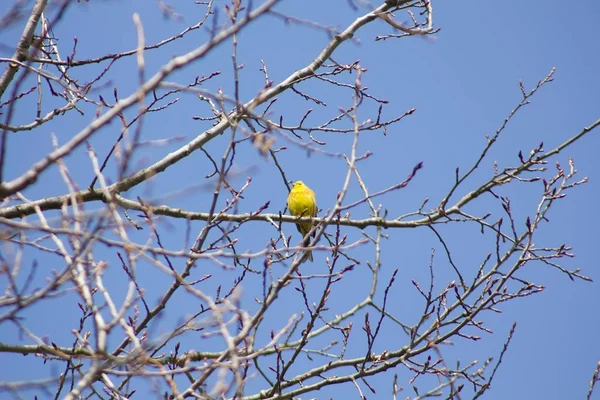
[303,236,313,263]
[305,250,313,262]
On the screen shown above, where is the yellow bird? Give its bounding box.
[287,181,318,262]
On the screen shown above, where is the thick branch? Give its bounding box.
[0,0,277,198]
[0,0,47,99]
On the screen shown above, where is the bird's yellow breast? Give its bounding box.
[288,183,317,218]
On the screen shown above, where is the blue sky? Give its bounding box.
[1,0,599,398]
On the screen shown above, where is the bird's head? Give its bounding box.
[293,181,305,188]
